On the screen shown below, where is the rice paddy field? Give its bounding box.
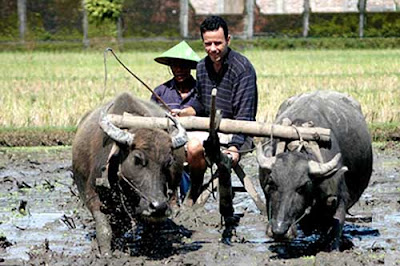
[0,49,399,128]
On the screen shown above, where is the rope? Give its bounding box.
[102,49,108,101]
[220,139,272,155]
[291,205,312,227]
[291,125,305,152]
[118,182,136,222]
[117,169,153,204]
[104,48,172,112]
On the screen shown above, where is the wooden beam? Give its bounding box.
[107,113,331,142]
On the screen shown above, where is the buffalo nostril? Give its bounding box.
[149,201,159,210]
[149,201,168,214]
[271,221,290,239]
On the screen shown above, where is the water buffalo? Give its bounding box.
[72,92,187,254]
[257,90,372,250]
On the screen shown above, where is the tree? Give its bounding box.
[84,0,123,23]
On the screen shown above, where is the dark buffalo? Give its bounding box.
[257,90,372,250]
[72,92,187,254]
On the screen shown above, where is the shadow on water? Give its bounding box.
[118,218,203,259]
[267,223,380,259]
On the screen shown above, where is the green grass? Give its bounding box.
[0,49,399,128]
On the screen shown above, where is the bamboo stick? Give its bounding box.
[107,113,331,142]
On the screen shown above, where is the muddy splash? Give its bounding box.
[0,143,399,265]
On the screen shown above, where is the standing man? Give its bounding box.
[185,16,258,206]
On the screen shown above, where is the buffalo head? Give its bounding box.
[257,143,346,240]
[99,107,187,223]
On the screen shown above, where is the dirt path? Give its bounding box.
[0,143,399,265]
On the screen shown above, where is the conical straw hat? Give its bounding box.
[154,41,200,69]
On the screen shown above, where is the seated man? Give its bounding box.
[151,41,202,200]
[151,40,202,117]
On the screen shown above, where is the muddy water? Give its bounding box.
[0,144,399,265]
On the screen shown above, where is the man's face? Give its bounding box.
[202,27,230,65]
[171,65,191,83]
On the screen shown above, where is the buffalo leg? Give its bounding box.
[325,201,346,251]
[93,210,112,255]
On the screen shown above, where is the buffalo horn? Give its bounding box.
[308,153,342,176]
[99,104,135,146]
[256,143,276,169]
[165,112,188,149]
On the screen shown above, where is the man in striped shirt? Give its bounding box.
[185,16,258,206]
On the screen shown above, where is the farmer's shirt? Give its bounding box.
[195,48,258,150]
[151,76,203,112]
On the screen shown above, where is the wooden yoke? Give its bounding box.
[107,115,331,143]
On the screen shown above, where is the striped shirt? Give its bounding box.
[195,48,258,149]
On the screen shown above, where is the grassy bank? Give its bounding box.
[1,49,398,128]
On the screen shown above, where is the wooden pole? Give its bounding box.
[117,16,123,48]
[17,0,26,43]
[245,0,254,39]
[358,0,367,38]
[107,113,331,142]
[82,0,89,48]
[180,0,189,38]
[302,0,310,37]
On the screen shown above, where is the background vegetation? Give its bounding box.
[1,49,398,140]
[1,0,399,42]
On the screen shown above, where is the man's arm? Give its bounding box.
[229,65,258,150]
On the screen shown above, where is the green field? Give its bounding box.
[0,49,399,128]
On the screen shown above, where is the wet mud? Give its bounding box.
[0,143,399,265]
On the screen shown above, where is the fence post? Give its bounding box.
[180,0,189,38]
[245,0,254,39]
[82,0,89,48]
[17,0,26,43]
[302,0,310,37]
[358,0,367,38]
[117,16,123,47]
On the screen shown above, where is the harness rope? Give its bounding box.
[117,168,153,204]
[291,205,312,227]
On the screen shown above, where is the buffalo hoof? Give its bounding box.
[182,197,195,207]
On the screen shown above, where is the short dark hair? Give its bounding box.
[200,16,229,40]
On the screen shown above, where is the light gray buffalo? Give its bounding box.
[257,90,372,250]
[72,92,187,254]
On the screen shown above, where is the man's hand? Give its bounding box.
[171,107,196,117]
[170,109,182,117]
[222,146,239,166]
